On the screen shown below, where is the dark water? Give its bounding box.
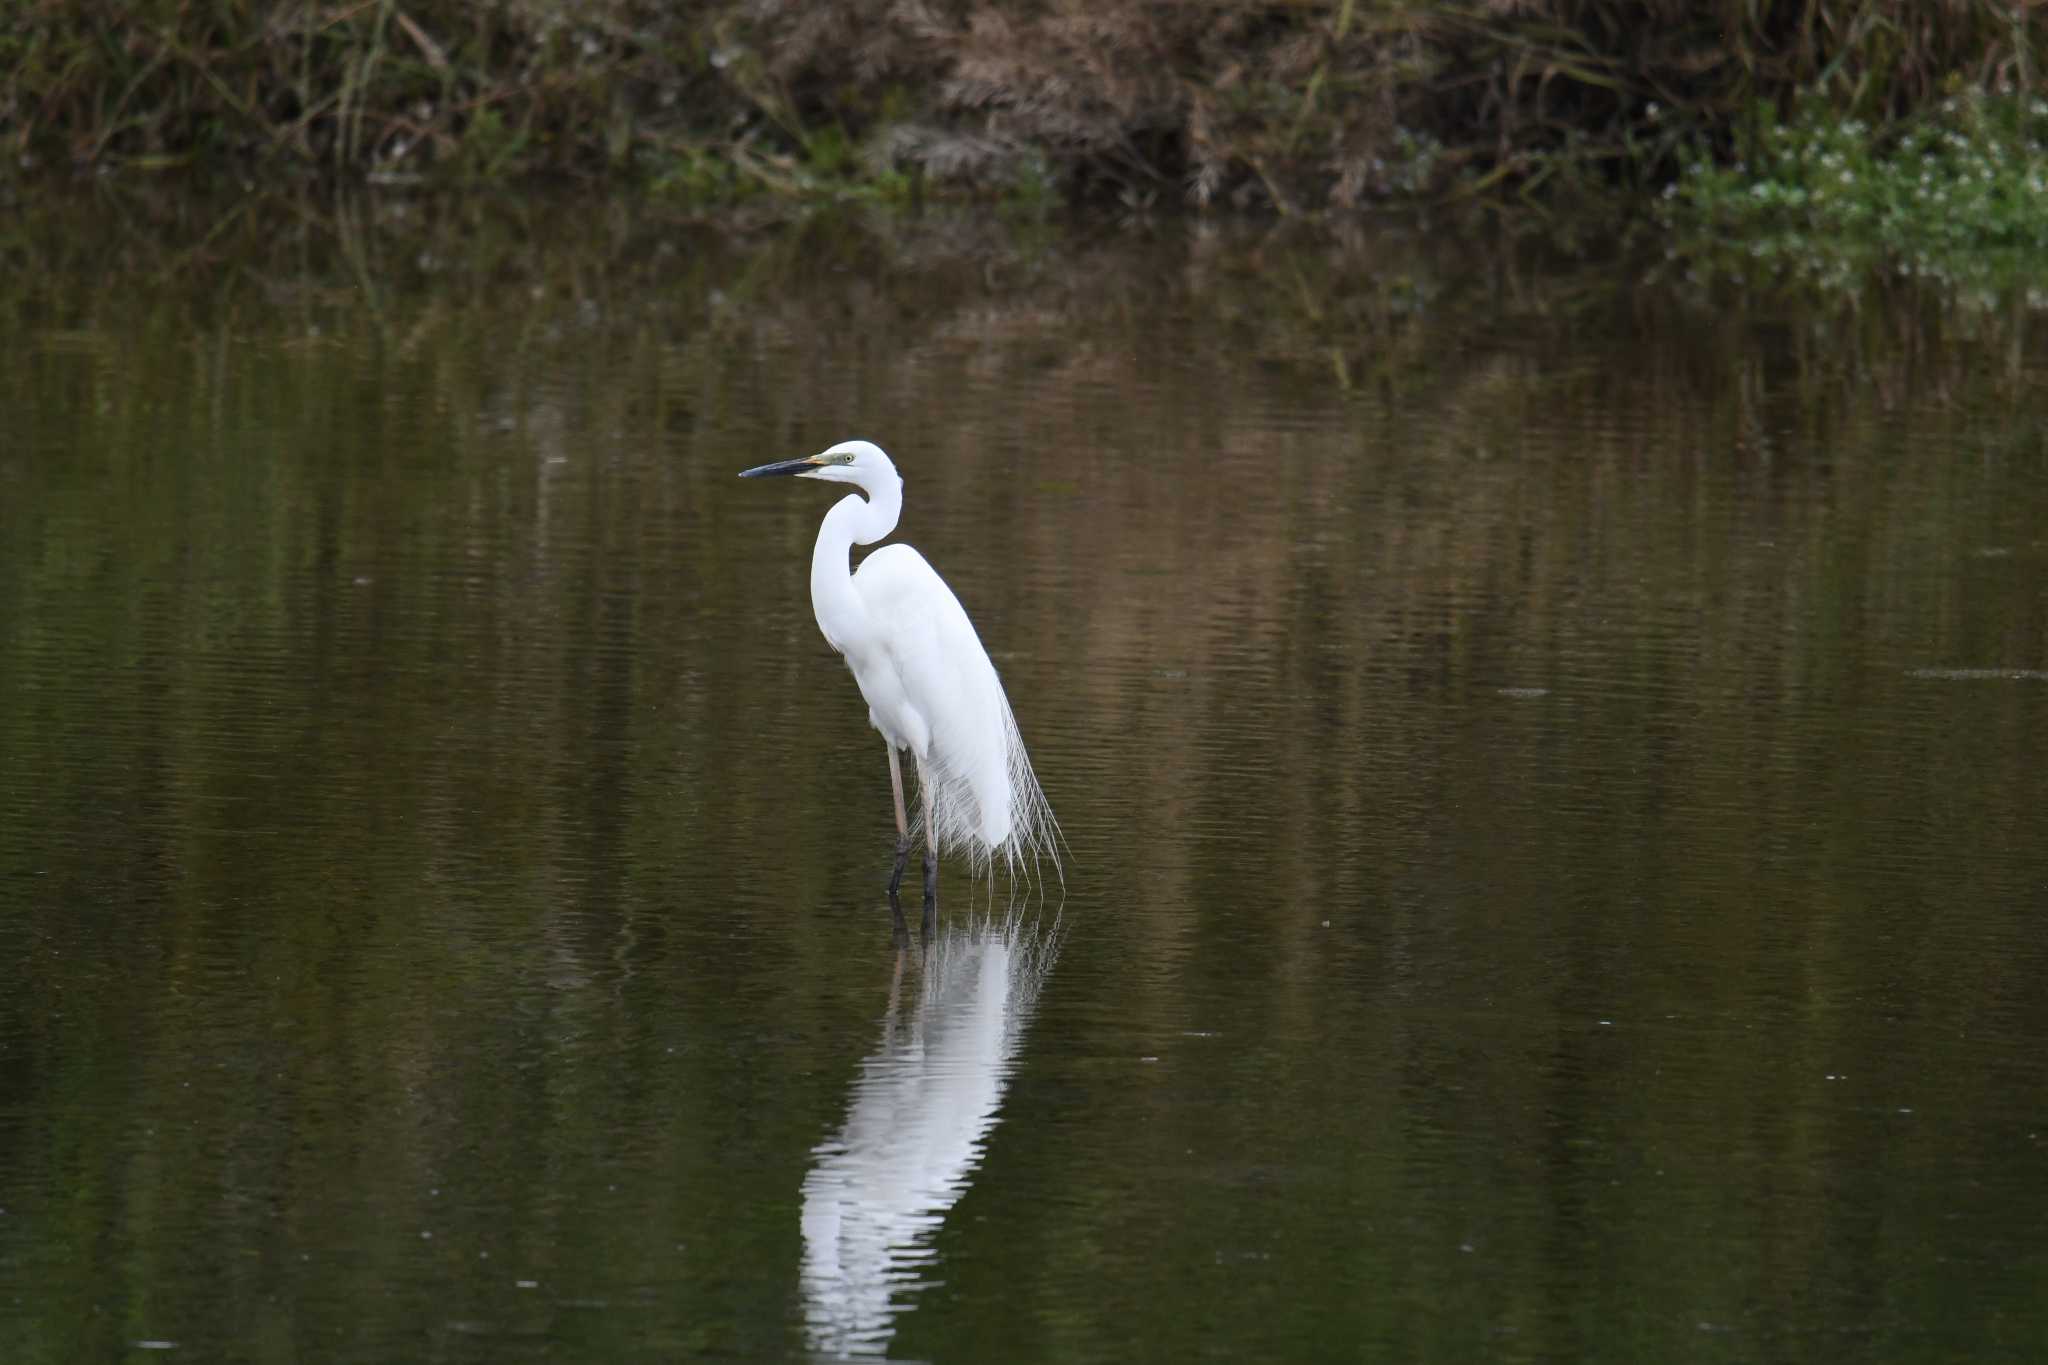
[3,192,2047,1362]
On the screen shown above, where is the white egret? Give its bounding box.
[738,440,1059,906]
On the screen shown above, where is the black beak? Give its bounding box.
[738,457,816,479]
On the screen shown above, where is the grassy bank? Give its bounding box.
[4,1,2042,218]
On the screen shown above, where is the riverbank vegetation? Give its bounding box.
[6,2,2039,214]
[1662,87,2048,286]
[8,1,2048,285]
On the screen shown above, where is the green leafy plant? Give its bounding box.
[1663,90,2048,287]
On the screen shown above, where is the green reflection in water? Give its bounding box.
[2,190,2046,1363]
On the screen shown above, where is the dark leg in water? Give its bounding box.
[888,834,912,898]
[890,891,910,949]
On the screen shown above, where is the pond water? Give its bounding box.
[3,191,2046,1363]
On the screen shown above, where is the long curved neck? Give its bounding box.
[810,476,901,651]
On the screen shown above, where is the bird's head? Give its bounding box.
[738,439,897,487]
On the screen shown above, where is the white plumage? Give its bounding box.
[740,440,1059,893]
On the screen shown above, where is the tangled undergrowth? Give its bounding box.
[4,0,2045,303]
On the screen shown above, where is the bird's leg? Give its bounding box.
[921,772,939,911]
[889,892,909,950]
[886,745,912,898]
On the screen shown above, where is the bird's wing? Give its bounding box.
[852,544,1015,851]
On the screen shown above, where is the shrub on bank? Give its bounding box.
[1662,90,2048,288]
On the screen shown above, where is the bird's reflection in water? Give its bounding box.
[800,909,1062,1359]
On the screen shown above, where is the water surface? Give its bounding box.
[3,192,2046,1362]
